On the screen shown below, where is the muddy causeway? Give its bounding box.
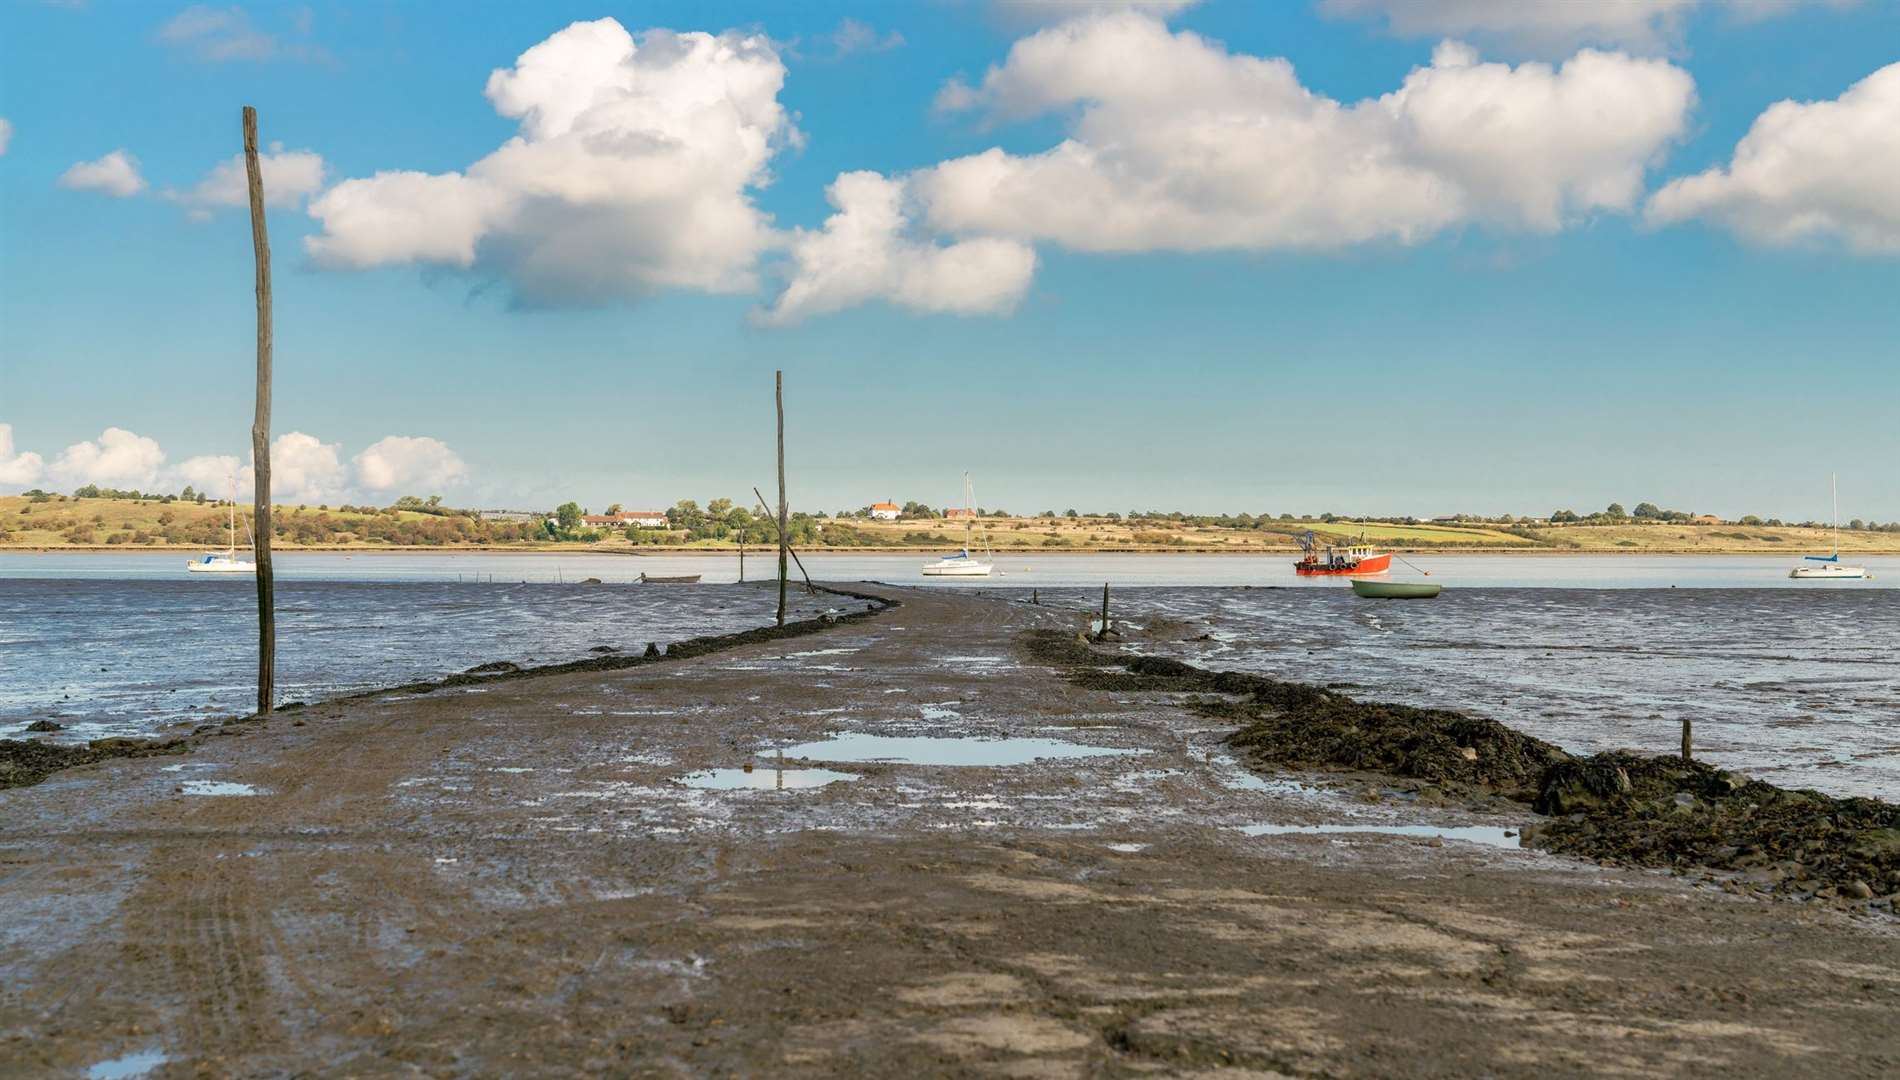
[2,585,1896,1077]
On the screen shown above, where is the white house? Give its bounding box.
[870,501,901,521]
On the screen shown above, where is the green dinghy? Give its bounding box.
[1350,578,1442,599]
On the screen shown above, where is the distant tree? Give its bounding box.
[605,502,623,516]
[181,485,197,502]
[1063,508,1078,518]
[1103,511,1121,521]
[1606,502,1627,518]
[1850,519,1866,530]
[706,498,733,517]
[555,502,583,531]
[1632,502,1662,519]
[1739,515,1763,526]
[1551,509,1579,523]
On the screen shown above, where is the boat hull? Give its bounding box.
[921,561,993,577]
[186,559,254,574]
[1789,565,1867,579]
[1351,578,1440,599]
[1295,552,1391,576]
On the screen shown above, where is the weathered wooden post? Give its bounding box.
[243,105,275,714]
[1681,716,1692,762]
[776,370,788,627]
[1099,583,1110,640]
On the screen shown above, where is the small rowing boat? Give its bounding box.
[639,573,702,584]
[1351,579,1440,599]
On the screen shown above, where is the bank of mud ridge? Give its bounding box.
[0,585,898,791]
[1023,628,1900,911]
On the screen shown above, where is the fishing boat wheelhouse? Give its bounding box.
[1293,530,1391,576]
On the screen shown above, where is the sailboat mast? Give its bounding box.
[1832,473,1840,554]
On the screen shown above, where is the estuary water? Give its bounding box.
[3,552,1894,799]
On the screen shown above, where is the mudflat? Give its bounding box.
[2,586,1895,1077]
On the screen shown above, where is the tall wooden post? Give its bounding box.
[1680,717,1692,762]
[243,105,275,714]
[1099,583,1110,640]
[775,370,788,627]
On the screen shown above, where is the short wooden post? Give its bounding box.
[243,105,275,715]
[1098,583,1110,640]
[1681,717,1692,762]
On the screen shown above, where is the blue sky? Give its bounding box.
[2,0,1896,520]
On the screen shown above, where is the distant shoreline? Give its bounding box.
[5,545,1897,558]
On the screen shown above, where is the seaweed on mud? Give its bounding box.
[1527,752,1900,900]
[1021,628,1900,905]
[1021,629,1567,799]
[0,736,190,790]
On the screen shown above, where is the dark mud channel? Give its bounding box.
[1023,628,1900,909]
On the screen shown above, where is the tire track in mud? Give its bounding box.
[167,854,281,1055]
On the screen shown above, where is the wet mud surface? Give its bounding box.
[2,586,1896,1077]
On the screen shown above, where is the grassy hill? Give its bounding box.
[4,495,1896,553]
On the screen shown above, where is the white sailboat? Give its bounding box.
[921,473,993,577]
[1789,474,1867,580]
[186,475,256,575]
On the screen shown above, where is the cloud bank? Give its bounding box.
[762,171,1037,324]
[58,150,148,197]
[2,425,470,502]
[307,17,798,307]
[1646,60,1900,254]
[770,13,1694,318]
[0,425,44,488]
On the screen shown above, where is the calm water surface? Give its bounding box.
[3,553,1894,800]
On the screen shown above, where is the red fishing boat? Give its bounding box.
[1293,531,1391,576]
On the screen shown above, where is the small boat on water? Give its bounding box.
[1790,474,1868,580]
[921,549,991,577]
[1293,531,1390,576]
[922,472,993,577]
[186,476,255,575]
[639,573,701,584]
[1351,578,1441,599]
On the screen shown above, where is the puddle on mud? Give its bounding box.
[1105,842,1149,853]
[768,733,1145,767]
[179,780,264,797]
[680,767,860,791]
[1236,823,1520,849]
[87,1049,168,1079]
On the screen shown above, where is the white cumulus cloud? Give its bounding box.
[172,454,245,499]
[170,145,326,216]
[763,171,1037,324]
[352,436,468,492]
[265,432,349,504]
[307,17,798,307]
[58,150,148,197]
[0,424,46,489]
[50,427,167,489]
[919,17,1693,253]
[1646,60,1900,254]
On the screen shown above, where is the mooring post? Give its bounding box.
[776,370,788,627]
[1681,716,1692,762]
[1099,583,1110,640]
[243,105,275,715]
